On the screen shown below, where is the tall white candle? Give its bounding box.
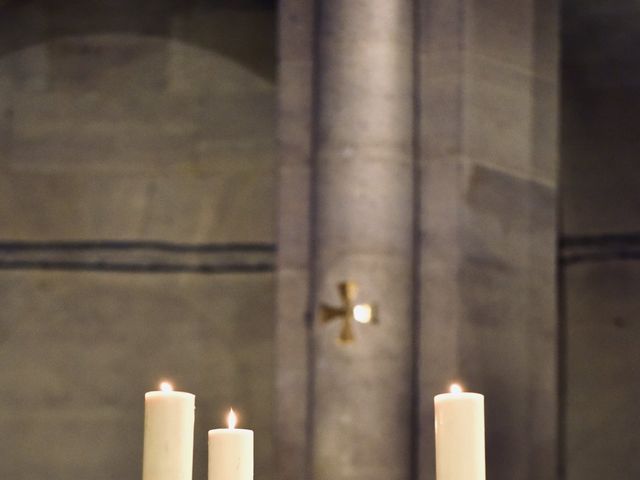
[434,383,485,480]
[143,382,195,480]
[208,408,253,480]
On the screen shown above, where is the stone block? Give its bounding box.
[464,57,534,178]
[532,0,559,82]
[121,173,275,243]
[316,156,413,257]
[565,262,640,480]
[275,267,310,480]
[197,91,275,142]
[193,137,276,177]
[530,76,559,183]
[318,0,412,56]
[277,164,311,269]
[418,0,464,55]
[561,89,640,235]
[278,60,313,166]
[419,69,463,158]
[12,89,199,135]
[456,163,558,480]
[461,162,556,277]
[48,34,168,92]
[167,40,273,95]
[9,89,205,173]
[317,56,412,152]
[0,171,275,243]
[466,0,534,73]
[46,0,173,37]
[465,56,557,185]
[0,2,48,67]
[420,156,464,245]
[417,158,464,480]
[170,10,276,84]
[9,44,49,92]
[279,0,314,62]
[316,0,412,153]
[418,154,464,397]
[0,410,139,480]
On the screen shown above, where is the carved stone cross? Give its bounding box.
[318,280,376,343]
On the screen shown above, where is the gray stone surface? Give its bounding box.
[0,173,274,243]
[561,8,640,476]
[564,262,640,480]
[563,0,640,88]
[465,58,557,185]
[0,2,277,480]
[274,267,310,480]
[314,256,412,480]
[0,271,275,480]
[561,89,640,235]
[458,165,557,480]
[276,1,561,480]
[417,1,559,480]
[312,3,414,480]
[416,8,466,475]
[277,164,311,269]
[275,2,314,480]
[315,158,413,257]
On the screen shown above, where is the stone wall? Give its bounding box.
[0,1,276,480]
[417,1,559,479]
[276,2,560,480]
[562,2,640,477]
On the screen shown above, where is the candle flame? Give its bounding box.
[227,408,237,429]
[160,382,173,393]
[449,383,463,394]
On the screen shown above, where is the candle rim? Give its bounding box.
[145,390,195,399]
[208,427,254,435]
[434,391,484,402]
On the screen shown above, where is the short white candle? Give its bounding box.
[208,408,253,480]
[434,383,485,480]
[143,382,195,480]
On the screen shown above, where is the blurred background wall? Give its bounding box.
[561,1,640,479]
[1,1,640,480]
[277,1,637,480]
[277,2,559,480]
[0,1,276,479]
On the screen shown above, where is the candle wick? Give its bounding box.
[160,382,173,393]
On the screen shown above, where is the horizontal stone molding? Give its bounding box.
[560,233,640,265]
[0,240,276,274]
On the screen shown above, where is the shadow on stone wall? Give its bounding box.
[0,0,276,81]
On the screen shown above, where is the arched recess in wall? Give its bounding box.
[0,0,276,81]
[0,2,278,480]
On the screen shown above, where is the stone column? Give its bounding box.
[275,2,314,480]
[312,3,415,480]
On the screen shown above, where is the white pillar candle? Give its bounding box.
[434,383,485,480]
[143,382,195,480]
[208,408,253,480]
